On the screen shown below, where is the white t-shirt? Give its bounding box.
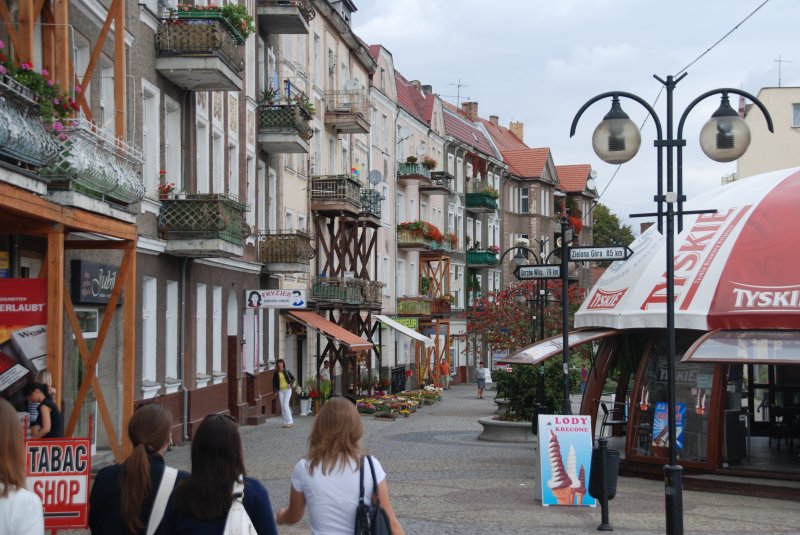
[0,485,44,535]
[291,455,386,535]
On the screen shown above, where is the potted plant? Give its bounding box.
[169,3,256,41]
[405,155,418,164]
[421,154,437,170]
[260,86,277,105]
[444,232,459,249]
[485,186,500,199]
[158,181,176,200]
[487,245,500,255]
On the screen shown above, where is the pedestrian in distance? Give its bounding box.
[272,358,296,428]
[162,413,278,534]
[89,403,187,535]
[439,359,451,390]
[23,381,63,438]
[580,364,588,395]
[276,397,405,535]
[319,359,331,382]
[0,397,44,535]
[26,370,55,431]
[476,361,487,399]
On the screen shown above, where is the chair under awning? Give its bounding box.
[681,330,800,365]
[285,310,373,350]
[497,329,616,366]
[375,314,434,348]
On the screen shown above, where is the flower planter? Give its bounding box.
[299,398,311,415]
[477,416,536,443]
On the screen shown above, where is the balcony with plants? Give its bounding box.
[465,242,499,267]
[465,179,499,213]
[257,86,314,153]
[256,0,315,34]
[156,4,254,91]
[397,297,432,317]
[396,221,444,250]
[310,173,363,215]
[324,89,370,133]
[420,170,454,195]
[258,229,315,273]
[158,193,250,257]
[397,155,431,181]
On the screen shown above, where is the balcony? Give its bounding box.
[397,162,431,181]
[466,250,499,267]
[397,229,434,250]
[363,281,385,309]
[420,171,454,195]
[397,297,432,316]
[324,90,370,134]
[257,104,313,153]
[310,276,364,306]
[155,16,245,91]
[359,188,382,225]
[465,180,499,213]
[310,174,362,215]
[159,194,250,257]
[259,230,314,273]
[42,119,145,206]
[430,299,452,316]
[256,0,315,34]
[0,75,60,174]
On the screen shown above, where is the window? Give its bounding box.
[298,213,307,233]
[448,204,455,232]
[410,262,417,295]
[380,68,386,92]
[520,187,529,213]
[314,34,322,87]
[228,143,239,196]
[455,265,465,309]
[487,218,496,247]
[165,280,179,380]
[794,104,800,127]
[456,207,464,249]
[382,114,388,151]
[268,168,277,230]
[99,64,114,130]
[396,191,405,222]
[466,217,474,247]
[328,136,335,173]
[381,184,389,223]
[165,97,182,191]
[212,286,222,374]
[285,209,295,231]
[142,81,160,195]
[540,188,550,217]
[476,220,482,246]
[213,132,224,193]
[141,277,157,384]
[197,119,210,193]
[448,153,455,174]
[196,284,207,378]
[396,259,406,297]
[247,156,256,227]
[420,201,428,222]
[383,256,390,295]
[456,157,464,193]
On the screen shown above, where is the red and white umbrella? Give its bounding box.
[575,167,800,331]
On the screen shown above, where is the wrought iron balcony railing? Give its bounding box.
[397,162,431,180]
[256,0,316,28]
[465,192,498,211]
[42,119,145,204]
[258,230,314,266]
[0,75,60,171]
[311,276,367,305]
[156,17,245,74]
[397,229,434,249]
[466,250,499,266]
[324,90,370,117]
[360,188,382,219]
[257,104,313,139]
[159,193,250,245]
[310,174,362,210]
[364,281,385,307]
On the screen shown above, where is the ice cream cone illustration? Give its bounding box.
[567,444,580,505]
[575,465,587,505]
[546,429,573,504]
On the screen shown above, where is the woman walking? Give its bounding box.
[23,381,63,438]
[89,403,187,534]
[0,397,44,535]
[276,397,404,534]
[476,361,487,399]
[162,414,278,534]
[272,359,295,428]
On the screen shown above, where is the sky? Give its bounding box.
[351,0,799,233]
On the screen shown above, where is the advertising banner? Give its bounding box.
[652,402,686,449]
[538,414,596,507]
[26,438,92,529]
[0,278,47,395]
[245,289,307,309]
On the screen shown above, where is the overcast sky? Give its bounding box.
[352,0,797,233]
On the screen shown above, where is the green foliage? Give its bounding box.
[221,3,256,39]
[493,361,581,420]
[592,203,635,266]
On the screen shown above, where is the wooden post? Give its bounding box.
[122,242,136,457]
[46,225,65,405]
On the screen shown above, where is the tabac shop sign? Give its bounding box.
[70,260,122,306]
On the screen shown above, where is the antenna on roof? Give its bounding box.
[448,78,469,108]
[775,55,791,87]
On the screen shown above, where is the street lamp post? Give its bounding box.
[556,194,573,416]
[570,74,773,535]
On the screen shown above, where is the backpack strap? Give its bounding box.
[146,466,178,535]
[365,456,381,506]
[358,455,367,504]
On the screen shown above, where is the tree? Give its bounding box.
[591,203,635,267]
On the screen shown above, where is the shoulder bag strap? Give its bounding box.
[358,455,366,504]
[365,455,381,506]
[146,466,179,535]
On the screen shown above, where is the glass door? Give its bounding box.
[71,308,98,454]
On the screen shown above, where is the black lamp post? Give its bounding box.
[570,74,773,535]
[555,193,573,416]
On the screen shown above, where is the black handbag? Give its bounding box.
[354,456,392,535]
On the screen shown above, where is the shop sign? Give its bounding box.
[537,414,596,507]
[70,260,122,305]
[245,289,307,309]
[390,317,418,329]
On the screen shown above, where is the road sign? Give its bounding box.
[569,246,633,262]
[514,265,561,279]
[26,438,92,529]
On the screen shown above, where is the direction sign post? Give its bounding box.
[513,265,561,280]
[569,246,633,262]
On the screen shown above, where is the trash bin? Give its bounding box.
[589,444,620,500]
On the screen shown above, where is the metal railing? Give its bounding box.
[397,229,434,248]
[465,192,498,211]
[397,162,431,180]
[310,174,362,208]
[258,230,315,264]
[427,171,454,191]
[466,250,499,266]
[257,0,316,21]
[257,104,313,139]
[360,188,382,219]
[159,193,250,245]
[0,75,60,170]
[324,90,370,119]
[397,297,432,316]
[156,17,245,73]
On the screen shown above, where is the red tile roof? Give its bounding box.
[555,164,591,193]
[395,72,429,124]
[442,102,498,158]
[368,44,381,61]
[480,118,528,152]
[500,148,550,178]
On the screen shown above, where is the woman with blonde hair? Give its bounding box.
[276,397,404,534]
[89,403,187,534]
[0,397,44,534]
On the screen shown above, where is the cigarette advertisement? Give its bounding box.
[0,278,47,395]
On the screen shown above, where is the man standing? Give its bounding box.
[439,359,451,390]
[320,360,331,382]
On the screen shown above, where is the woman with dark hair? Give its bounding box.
[89,403,186,534]
[23,381,63,439]
[0,397,44,535]
[276,397,404,534]
[163,414,278,534]
[272,359,295,428]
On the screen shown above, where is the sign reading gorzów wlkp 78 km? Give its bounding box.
[514,265,561,280]
[569,246,633,262]
[26,438,91,529]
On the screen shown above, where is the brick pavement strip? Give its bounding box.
[64,383,798,534]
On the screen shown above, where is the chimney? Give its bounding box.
[489,115,499,126]
[421,84,432,96]
[410,80,422,92]
[509,121,524,141]
[462,101,478,120]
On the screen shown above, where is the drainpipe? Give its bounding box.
[180,257,189,441]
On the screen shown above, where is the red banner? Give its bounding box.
[0,278,47,324]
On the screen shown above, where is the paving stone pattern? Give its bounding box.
[65,383,798,534]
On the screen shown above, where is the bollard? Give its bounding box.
[664,464,683,535]
[589,436,620,531]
